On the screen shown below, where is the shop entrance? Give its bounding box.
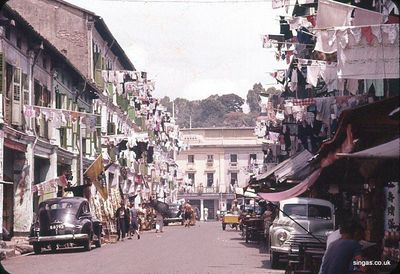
[33,157,50,213]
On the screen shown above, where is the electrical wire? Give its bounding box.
[99,0,274,3]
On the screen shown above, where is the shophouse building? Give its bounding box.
[0,4,101,238]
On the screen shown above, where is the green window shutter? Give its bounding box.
[128,107,135,120]
[107,83,114,97]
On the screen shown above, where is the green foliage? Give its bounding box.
[169,84,266,128]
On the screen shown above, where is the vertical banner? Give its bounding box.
[385,182,400,231]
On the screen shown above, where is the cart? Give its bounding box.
[222,213,240,230]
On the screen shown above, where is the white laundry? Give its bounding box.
[307,65,321,87]
[336,24,399,79]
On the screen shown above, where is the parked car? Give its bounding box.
[29,197,102,254]
[163,203,184,226]
[269,197,335,268]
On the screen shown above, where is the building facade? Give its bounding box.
[0,4,102,238]
[175,128,264,220]
[0,1,183,239]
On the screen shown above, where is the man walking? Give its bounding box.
[115,201,129,241]
[128,203,140,239]
[204,207,208,222]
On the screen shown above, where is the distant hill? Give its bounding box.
[160,83,266,128]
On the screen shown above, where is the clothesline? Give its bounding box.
[312,23,392,31]
[268,41,315,46]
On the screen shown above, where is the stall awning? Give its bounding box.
[337,138,399,159]
[254,150,313,183]
[257,168,321,202]
[235,187,258,198]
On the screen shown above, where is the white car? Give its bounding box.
[269,197,335,268]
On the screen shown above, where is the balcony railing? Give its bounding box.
[228,162,239,170]
[178,186,235,195]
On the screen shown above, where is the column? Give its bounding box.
[70,155,78,186]
[13,143,34,234]
[200,199,204,221]
[0,129,4,239]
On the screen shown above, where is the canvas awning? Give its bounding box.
[257,168,321,202]
[337,138,399,159]
[254,150,313,183]
[235,187,258,198]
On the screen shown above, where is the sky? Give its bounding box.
[66,0,283,100]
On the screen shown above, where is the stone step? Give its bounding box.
[0,249,16,261]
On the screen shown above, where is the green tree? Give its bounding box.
[246,83,265,113]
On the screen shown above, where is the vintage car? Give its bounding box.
[163,203,184,226]
[29,197,102,254]
[269,197,335,268]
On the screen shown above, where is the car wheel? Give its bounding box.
[222,223,226,230]
[95,237,101,248]
[270,251,279,269]
[50,244,57,252]
[94,227,102,248]
[33,243,41,254]
[83,235,92,251]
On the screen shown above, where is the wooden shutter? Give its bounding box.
[22,73,29,105]
[0,53,3,95]
[11,67,22,125]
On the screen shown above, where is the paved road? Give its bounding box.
[3,221,285,274]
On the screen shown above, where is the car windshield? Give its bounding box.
[308,205,332,220]
[39,201,78,221]
[282,204,332,220]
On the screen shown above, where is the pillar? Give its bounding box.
[200,198,204,221]
[13,142,34,234]
[0,129,4,239]
[71,155,78,186]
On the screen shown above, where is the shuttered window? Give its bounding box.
[22,73,29,105]
[0,53,3,95]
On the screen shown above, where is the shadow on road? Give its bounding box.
[27,246,101,256]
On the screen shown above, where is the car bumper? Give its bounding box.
[164,217,182,222]
[270,246,291,254]
[29,234,88,244]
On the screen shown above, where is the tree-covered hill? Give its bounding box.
[160,83,266,128]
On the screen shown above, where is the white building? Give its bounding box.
[175,127,264,220]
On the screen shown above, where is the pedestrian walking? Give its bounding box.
[155,210,164,233]
[204,207,208,222]
[115,201,129,241]
[128,203,140,239]
[184,203,193,227]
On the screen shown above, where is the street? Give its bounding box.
[2,222,284,274]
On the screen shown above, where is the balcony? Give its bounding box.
[186,162,196,171]
[228,162,239,170]
[178,186,220,195]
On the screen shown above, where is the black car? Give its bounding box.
[29,197,102,254]
[163,203,183,225]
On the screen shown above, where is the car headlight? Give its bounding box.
[277,231,288,245]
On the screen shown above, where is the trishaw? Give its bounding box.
[221,212,240,230]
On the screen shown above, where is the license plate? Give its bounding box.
[50,224,65,230]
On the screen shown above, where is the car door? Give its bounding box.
[77,202,93,234]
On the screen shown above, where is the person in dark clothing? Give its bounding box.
[319,220,365,274]
[115,201,130,241]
